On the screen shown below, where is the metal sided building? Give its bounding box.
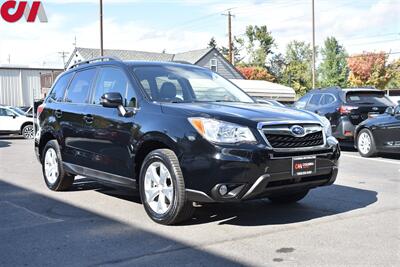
[0,66,63,107]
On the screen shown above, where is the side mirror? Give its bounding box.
[100,92,134,117]
[100,92,124,108]
[385,106,395,116]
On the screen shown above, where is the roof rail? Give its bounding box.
[68,56,121,70]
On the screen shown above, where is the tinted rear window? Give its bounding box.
[47,73,72,103]
[65,69,96,104]
[346,91,393,106]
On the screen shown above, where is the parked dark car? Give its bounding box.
[294,87,394,141]
[35,57,340,225]
[354,105,400,157]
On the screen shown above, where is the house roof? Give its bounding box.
[68,47,216,67]
[74,47,174,62]
[173,48,214,64]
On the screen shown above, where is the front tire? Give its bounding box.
[268,190,309,204]
[357,129,377,157]
[42,140,74,191]
[139,149,194,225]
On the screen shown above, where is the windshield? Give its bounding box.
[346,91,393,106]
[132,65,254,103]
[10,107,25,116]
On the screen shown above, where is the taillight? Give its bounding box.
[339,105,358,115]
[36,104,45,119]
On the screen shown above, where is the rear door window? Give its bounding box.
[47,73,73,103]
[65,68,97,104]
[346,91,393,106]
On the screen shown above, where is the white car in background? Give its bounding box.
[0,105,34,139]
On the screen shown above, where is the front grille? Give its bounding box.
[265,174,331,189]
[264,131,324,148]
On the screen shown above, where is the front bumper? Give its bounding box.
[182,137,341,203]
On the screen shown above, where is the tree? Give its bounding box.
[208,37,217,48]
[220,36,245,64]
[236,66,275,82]
[268,53,286,83]
[207,37,244,64]
[347,52,393,89]
[282,40,313,95]
[386,59,400,89]
[245,25,275,67]
[319,37,348,88]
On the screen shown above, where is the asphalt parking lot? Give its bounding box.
[0,137,399,267]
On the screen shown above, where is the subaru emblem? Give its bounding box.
[290,125,306,137]
[372,107,378,111]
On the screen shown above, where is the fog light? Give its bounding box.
[219,185,228,196]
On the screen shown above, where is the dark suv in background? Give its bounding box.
[35,57,340,225]
[294,87,394,141]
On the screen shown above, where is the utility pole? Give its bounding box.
[100,0,104,56]
[311,0,316,89]
[222,10,235,64]
[73,36,77,49]
[58,51,68,70]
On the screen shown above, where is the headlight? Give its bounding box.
[188,118,256,144]
[318,116,332,137]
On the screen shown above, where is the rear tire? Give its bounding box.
[22,124,34,139]
[42,140,74,191]
[139,149,194,225]
[357,129,377,157]
[268,190,309,204]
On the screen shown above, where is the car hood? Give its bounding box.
[161,102,321,127]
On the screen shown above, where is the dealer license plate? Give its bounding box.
[292,156,317,177]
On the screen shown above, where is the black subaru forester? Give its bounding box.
[35,57,340,225]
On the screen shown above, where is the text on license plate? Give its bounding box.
[292,156,317,176]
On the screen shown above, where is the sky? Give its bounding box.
[0,0,399,68]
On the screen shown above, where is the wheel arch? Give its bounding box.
[19,121,33,134]
[38,130,58,161]
[134,132,181,179]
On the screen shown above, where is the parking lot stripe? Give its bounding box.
[341,153,400,165]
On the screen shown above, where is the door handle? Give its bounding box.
[55,110,62,118]
[83,114,94,124]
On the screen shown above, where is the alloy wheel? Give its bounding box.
[144,161,174,215]
[23,125,34,139]
[358,132,372,155]
[44,148,59,184]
